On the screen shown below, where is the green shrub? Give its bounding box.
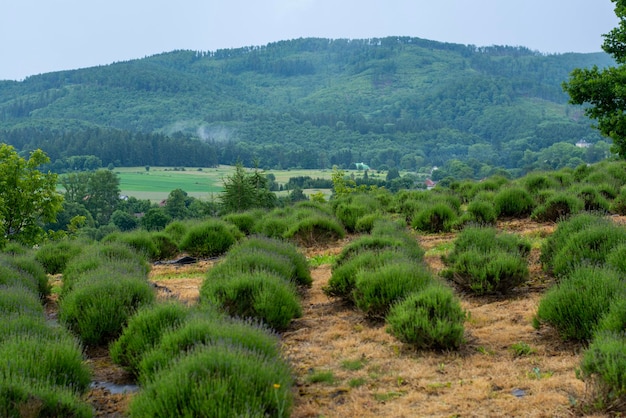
[551,224,626,278]
[104,230,160,260]
[610,186,626,215]
[59,274,155,346]
[61,258,150,299]
[0,333,91,394]
[530,192,584,222]
[138,315,281,383]
[334,235,423,268]
[324,249,408,300]
[370,217,407,236]
[596,298,626,335]
[0,315,62,342]
[352,262,434,318]
[442,249,529,295]
[386,285,465,349]
[179,219,237,257]
[221,236,312,287]
[411,202,458,233]
[354,213,382,233]
[579,332,626,409]
[0,378,93,418]
[150,232,179,260]
[163,220,189,244]
[605,244,626,273]
[334,202,370,232]
[252,215,291,239]
[129,344,293,418]
[494,187,535,218]
[540,213,608,271]
[574,185,611,212]
[110,301,191,377]
[0,254,49,298]
[62,241,149,285]
[35,240,83,275]
[534,266,625,341]
[442,226,530,294]
[0,284,44,318]
[283,214,346,246]
[522,173,559,195]
[0,242,31,255]
[222,210,263,235]
[0,262,41,297]
[465,199,497,225]
[444,226,530,261]
[604,161,626,186]
[200,272,302,330]
[548,170,574,188]
[218,248,297,282]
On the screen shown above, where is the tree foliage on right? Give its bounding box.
[563,0,626,158]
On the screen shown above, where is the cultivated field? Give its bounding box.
[113,166,339,202]
[75,218,610,417]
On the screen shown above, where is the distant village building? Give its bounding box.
[425,178,437,190]
[355,162,370,170]
[576,139,592,148]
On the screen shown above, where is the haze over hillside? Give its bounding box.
[0,37,616,178]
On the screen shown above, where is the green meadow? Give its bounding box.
[114,166,337,202]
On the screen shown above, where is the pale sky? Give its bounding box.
[0,0,619,81]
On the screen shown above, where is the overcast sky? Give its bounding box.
[0,0,619,81]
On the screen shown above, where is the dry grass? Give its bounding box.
[282,255,585,417]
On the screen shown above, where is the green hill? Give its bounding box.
[0,37,615,177]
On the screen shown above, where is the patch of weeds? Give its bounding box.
[437,363,446,374]
[352,324,364,332]
[426,382,452,392]
[509,342,535,357]
[373,391,405,402]
[348,377,367,388]
[367,365,382,380]
[308,253,336,267]
[307,370,335,385]
[425,241,454,257]
[528,367,553,379]
[475,346,495,356]
[341,358,366,371]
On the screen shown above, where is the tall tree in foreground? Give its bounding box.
[563,0,626,157]
[0,144,63,246]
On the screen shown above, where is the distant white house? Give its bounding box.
[576,139,592,148]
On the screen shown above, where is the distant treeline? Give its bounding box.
[0,36,617,177]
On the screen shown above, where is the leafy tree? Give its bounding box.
[111,210,140,231]
[62,169,121,226]
[46,201,95,232]
[141,208,172,231]
[386,167,400,182]
[0,145,63,246]
[165,189,189,219]
[85,169,121,225]
[563,0,626,157]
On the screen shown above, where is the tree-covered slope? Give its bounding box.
[0,37,615,176]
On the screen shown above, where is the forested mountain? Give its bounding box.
[0,37,615,177]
